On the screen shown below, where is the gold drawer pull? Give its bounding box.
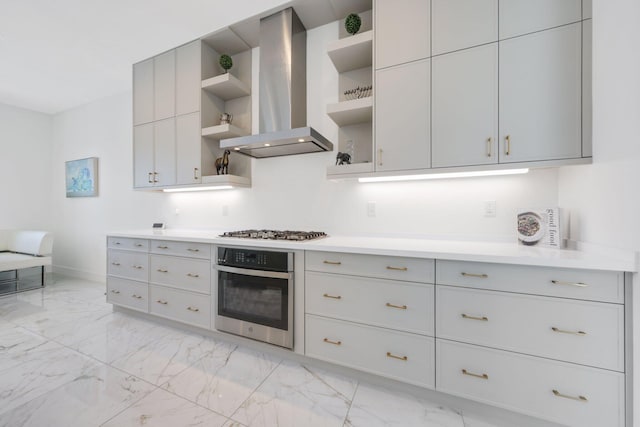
[462,313,488,322]
[187,248,200,252]
[156,300,168,305]
[187,306,200,312]
[323,260,342,265]
[551,280,588,288]
[131,294,142,299]
[386,266,408,271]
[157,268,168,273]
[323,293,342,300]
[186,273,200,278]
[552,327,586,336]
[386,352,408,361]
[114,242,121,245]
[157,245,169,249]
[462,369,489,380]
[132,265,144,270]
[461,272,488,278]
[111,262,121,266]
[135,243,144,247]
[553,389,588,402]
[486,137,492,157]
[505,135,511,155]
[323,338,342,346]
[386,303,407,310]
[110,290,120,294]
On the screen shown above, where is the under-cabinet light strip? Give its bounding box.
[358,168,530,183]
[162,185,233,193]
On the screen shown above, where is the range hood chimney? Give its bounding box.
[221,8,333,158]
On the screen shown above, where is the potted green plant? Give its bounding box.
[219,54,233,73]
[345,13,362,35]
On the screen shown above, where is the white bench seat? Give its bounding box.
[0,252,52,271]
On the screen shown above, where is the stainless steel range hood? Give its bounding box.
[221,8,333,158]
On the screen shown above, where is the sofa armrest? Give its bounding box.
[8,231,54,256]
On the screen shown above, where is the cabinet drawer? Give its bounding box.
[436,286,624,371]
[306,251,434,283]
[436,260,624,303]
[106,277,148,312]
[305,315,434,388]
[436,340,624,427]
[107,237,149,252]
[107,250,149,282]
[150,240,211,259]
[305,271,434,335]
[150,255,210,294]
[149,285,210,329]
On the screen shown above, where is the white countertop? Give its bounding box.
[108,229,638,272]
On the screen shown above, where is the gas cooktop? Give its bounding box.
[220,230,327,241]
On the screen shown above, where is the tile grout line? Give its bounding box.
[342,381,360,427]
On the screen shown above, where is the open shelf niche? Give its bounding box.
[326,10,374,177]
[199,27,253,183]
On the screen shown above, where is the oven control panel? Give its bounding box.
[217,247,291,272]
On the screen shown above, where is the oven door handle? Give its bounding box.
[215,265,292,280]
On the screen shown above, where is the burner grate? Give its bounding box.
[221,230,327,241]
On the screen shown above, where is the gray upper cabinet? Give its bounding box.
[133,59,154,126]
[431,0,498,56]
[499,24,582,163]
[154,50,176,121]
[176,41,201,116]
[432,44,498,168]
[374,0,430,69]
[499,0,582,39]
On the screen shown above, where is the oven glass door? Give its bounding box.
[218,270,289,330]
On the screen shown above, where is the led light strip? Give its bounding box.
[358,168,529,183]
[163,185,233,193]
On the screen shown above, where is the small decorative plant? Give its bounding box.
[345,13,362,35]
[219,54,233,73]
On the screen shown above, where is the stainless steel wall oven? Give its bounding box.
[215,246,294,349]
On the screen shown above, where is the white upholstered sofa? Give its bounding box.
[0,230,53,293]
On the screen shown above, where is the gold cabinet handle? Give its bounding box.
[111,262,121,266]
[551,280,588,288]
[462,369,489,380]
[386,266,408,271]
[187,248,200,252]
[462,313,489,322]
[386,352,408,361]
[386,302,407,310]
[186,273,200,278]
[110,289,120,294]
[114,241,121,245]
[323,293,342,300]
[551,327,586,336]
[323,338,342,346]
[378,148,383,166]
[135,243,144,247]
[505,135,511,155]
[486,137,492,157]
[157,268,168,273]
[131,294,142,299]
[157,245,168,249]
[194,167,199,180]
[153,172,159,183]
[461,272,488,278]
[187,306,200,312]
[323,260,342,265]
[148,172,153,183]
[156,300,168,305]
[552,389,588,402]
[132,265,144,270]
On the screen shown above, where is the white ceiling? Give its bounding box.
[0,0,292,114]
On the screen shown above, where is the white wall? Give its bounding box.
[50,22,560,279]
[0,103,53,229]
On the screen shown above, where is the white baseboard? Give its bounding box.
[53,265,105,283]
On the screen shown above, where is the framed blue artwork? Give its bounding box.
[65,157,98,197]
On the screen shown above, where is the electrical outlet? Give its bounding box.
[367,201,376,217]
[484,201,497,217]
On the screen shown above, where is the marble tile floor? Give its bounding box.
[0,277,500,427]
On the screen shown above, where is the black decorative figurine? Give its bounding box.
[336,152,351,165]
[215,150,230,175]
